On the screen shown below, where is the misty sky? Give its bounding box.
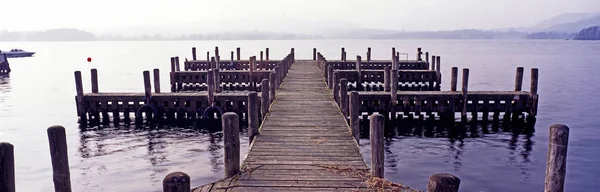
[2,0,600,34]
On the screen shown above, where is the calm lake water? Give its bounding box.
[0,40,599,192]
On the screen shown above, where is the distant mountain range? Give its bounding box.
[1,13,599,41]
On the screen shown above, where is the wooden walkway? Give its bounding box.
[194,61,374,191]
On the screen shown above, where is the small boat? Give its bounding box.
[0,49,35,58]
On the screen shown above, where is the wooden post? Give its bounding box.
[333,71,340,104]
[274,66,281,89]
[341,47,345,60]
[392,53,398,70]
[391,47,396,61]
[431,55,436,71]
[249,56,255,90]
[266,48,269,60]
[391,69,398,105]
[425,52,429,63]
[143,71,152,103]
[428,173,461,192]
[370,114,384,178]
[356,55,362,89]
[214,46,219,64]
[545,124,569,192]
[192,47,197,60]
[175,57,180,72]
[153,68,161,93]
[313,48,317,60]
[269,72,276,104]
[436,56,441,74]
[349,92,360,143]
[327,66,334,89]
[230,51,234,67]
[0,142,15,192]
[260,51,264,70]
[214,69,221,93]
[531,68,539,95]
[206,52,210,65]
[207,69,215,105]
[367,47,371,62]
[261,79,269,118]
[514,67,524,91]
[47,125,72,192]
[163,172,190,192]
[384,67,391,92]
[91,68,98,93]
[248,92,259,143]
[417,47,422,61]
[236,47,241,60]
[451,67,458,91]
[74,71,84,120]
[461,68,469,119]
[340,78,348,117]
[222,113,240,177]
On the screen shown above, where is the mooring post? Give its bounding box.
[384,67,391,92]
[274,66,281,90]
[75,71,85,121]
[367,47,372,62]
[153,69,161,93]
[341,47,345,60]
[425,52,430,63]
[249,56,256,90]
[248,92,259,143]
[214,46,219,65]
[91,68,98,93]
[349,92,360,143]
[261,79,269,118]
[47,126,72,192]
[222,112,240,177]
[417,47,422,61]
[214,69,221,93]
[206,52,210,66]
[391,47,396,61]
[175,57,180,72]
[461,68,469,121]
[451,67,458,91]
[163,172,190,192]
[266,48,269,60]
[340,78,349,117]
[313,48,317,60]
[143,71,152,104]
[328,66,334,89]
[431,55,436,71]
[392,52,398,71]
[236,47,241,60]
[356,55,362,90]
[207,69,215,105]
[192,47,197,60]
[370,114,384,178]
[343,52,347,68]
[545,124,569,192]
[269,72,276,104]
[0,142,15,192]
[333,71,340,105]
[436,56,441,75]
[230,51,234,67]
[428,173,461,192]
[530,68,539,117]
[260,51,264,70]
[391,69,398,105]
[514,67,524,91]
[210,56,216,70]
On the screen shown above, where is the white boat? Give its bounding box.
[0,49,35,58]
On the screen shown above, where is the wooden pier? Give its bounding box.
[0,53,10,75]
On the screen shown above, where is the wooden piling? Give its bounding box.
[230,51,234,66]
[214,47,219,63]
[531,68,539,95]
[91,69,98,93]
[431,55,436,71]
[340,78,349,117]
[513,67,524,91]
[274,66,281,90]
[163,172,190,192]
[75,71,84,102]
[333,71,340,104]
[545,124,569,192]
[313,48,317,60]
[391,69,398,105]
[250,56,256,90]
[425,52,429,63]
[192,47,197,60]
[349,92,360,143]
[428,173,461,192]
[269,72,276,104]
[392,53,398,71]
[206,52,210,64]
[451,67,458,91]
[266,48,269,60]
[436,56,441,74]
[370,114,384,178]
[214,69,221,93]
[175,57,181,72]
[207,69,215,105]
[367,47,372,62]
[153,69,161,93]
[143,71,152,103]
[327,66,334,89]
[384,67,391,92]
[236,47,241,60]
[222,112,240,177]
[391,47,396,62]
[356,55,362,89]
[261,79,269,118]
[417,48,422,61]
[47,125,72,192]
[260,51,264,70]
[341,47,345,60]
[0,142,15,192]
[248,92,259,143]
[461,68,469,119]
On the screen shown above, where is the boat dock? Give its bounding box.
[0,46,566,192]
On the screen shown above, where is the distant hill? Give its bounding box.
[574,26,600,40]
[0,28,97,41]
[544,16,600,33]
[532,13,599,32]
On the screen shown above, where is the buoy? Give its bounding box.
[87,57,92,62]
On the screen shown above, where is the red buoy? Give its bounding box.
[87,57,92,62]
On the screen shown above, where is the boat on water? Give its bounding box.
[0,49,35,58]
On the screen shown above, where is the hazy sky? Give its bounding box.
[2,0,600,34]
